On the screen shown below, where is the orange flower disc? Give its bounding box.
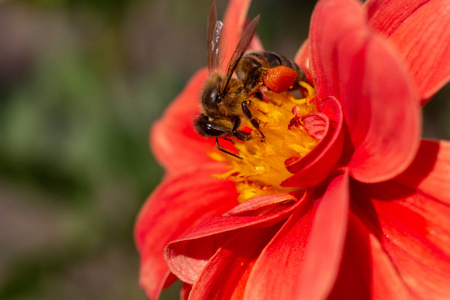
[263,66,298,93]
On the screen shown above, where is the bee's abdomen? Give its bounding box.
[236,51,304,90]
[249,52,297,69]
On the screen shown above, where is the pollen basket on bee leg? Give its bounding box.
[263,66,298,93]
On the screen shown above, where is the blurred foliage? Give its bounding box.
[0,0,173,298]
[22,0,133,20]
[0,0,448,299]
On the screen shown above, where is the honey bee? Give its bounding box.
[194,1,305,159]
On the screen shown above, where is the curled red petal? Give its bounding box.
[165,193,302,284]
[352,177,450,298]
[135,164,237,299]
[151,69,216,175]
[309,0,421,183]
[366,0,450,104]
[340,31,420,183]
[282,96,344,187]
[244,171,349,300]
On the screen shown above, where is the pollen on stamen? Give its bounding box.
[209,81,319,202]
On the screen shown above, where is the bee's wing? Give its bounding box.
[207,1,223,72]
[222,15,260,91]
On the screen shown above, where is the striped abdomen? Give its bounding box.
[235,51,305,91]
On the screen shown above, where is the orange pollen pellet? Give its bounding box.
[263,66,298,93]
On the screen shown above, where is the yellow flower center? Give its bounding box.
[210,82,319,202]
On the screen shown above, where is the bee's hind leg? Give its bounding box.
[241,100,265,142]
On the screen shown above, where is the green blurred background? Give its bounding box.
[0,0,448,299]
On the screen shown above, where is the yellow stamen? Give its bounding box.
[210,82,319,202]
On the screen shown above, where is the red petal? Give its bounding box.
[135,164,237,299]
[309,0,421,183]
[165,193,302,284]
[352,177,450,298]
[340,32,420,183]
[180,283,192,300]
[282,97,344,187]
[221,0,262,71]
[189,226,280,300]
[223,192,298,216]
[244,172,349,300]
[366,0,450,103]
[309,0,367,100]
[151,69,216,175]
[329,213,410,299]
[294,40,312,82]
[301,112,328,140]
[394,139,450,205]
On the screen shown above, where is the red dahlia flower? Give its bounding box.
[136,0,450,299]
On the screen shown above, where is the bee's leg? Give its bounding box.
[231,117,252,142]
[241,100,265,141]
[216,138,242,160]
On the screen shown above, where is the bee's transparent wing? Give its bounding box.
[207,1,223,72]
[222,15,260,91]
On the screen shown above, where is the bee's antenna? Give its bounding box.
[216,138,242,160]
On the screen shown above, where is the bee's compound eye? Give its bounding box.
[202,87,222,108]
